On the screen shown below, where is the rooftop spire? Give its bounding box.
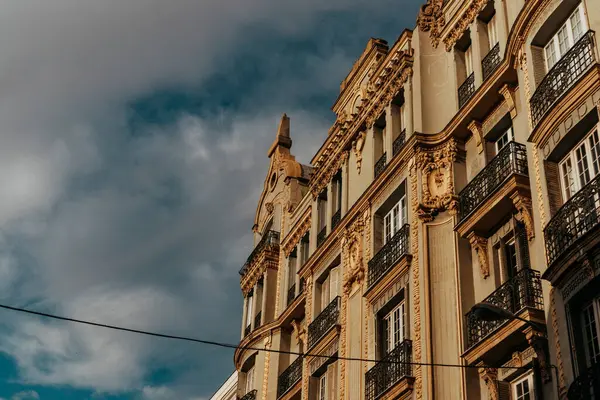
[268,113,292,156]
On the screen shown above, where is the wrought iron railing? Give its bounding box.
[244,324,251,337]
[365,340,413,400]
[368,224,410,288]
[308,296,341,348]
[482,42,501,81]
[393,129,407,157]
[531,31,596,127]
[317,226,327,248]
[375,152,387,178]
[465,268,544,348]
[567,362,600,400]
[239,230,280,276]
[458,72,476,108]
[277,356,303,398]
[240,389,258,400]
[458,141,528,221]
[331,209,342,231]
[544,173,600,266]
[254,311,262,330]
[287,283,296,307]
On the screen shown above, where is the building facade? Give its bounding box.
[211,372,238,400]
[234,0,600,399]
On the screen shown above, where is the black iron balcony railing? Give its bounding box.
[458,72,475,108]
[287,283,296,307]
[392,129,407,157]
[240,389,258,400]
[317,226,327,248]
[544,174,600,266]
[244,324,251,337]
[277,356,303,398]
[567,362,600,400]
[367,224,410,289]
[331,209,342,231]
[531,31,596,127]
[458,141,528,221]
[482,42,501,81]
[466,268,544,348]
[365,340,413,400]
[308,296,341,348]
[254,311,262,330]
[375,152,387,178]
[239,230,280,276]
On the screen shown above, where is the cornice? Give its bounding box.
[281,207,312,257]
[417,0,446,48]
[442,0,491,51]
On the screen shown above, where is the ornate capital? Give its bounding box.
[417,0,445,48]
[499,84,517,119]
[468,233,490,279]
[526,329,552,383]
[478,363,499,400]
[467,120,484,154]
[511,193,534,241]
[342,213,367,295]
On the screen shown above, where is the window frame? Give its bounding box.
[558,126,600,202]
[383,300,406,354]
[487,14,498,49]
[544,3,587,71]
[246,366,255,393]
[318,373,327,400]
[465,45,474,77]
[581,297,600,366]
[511,371,535,400]
[494,126,514,154]
[383,195,407,244]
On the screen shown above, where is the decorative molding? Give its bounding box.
[342,209,368,295]
[510,192,535,241]
[353,132,366,174]
[282,208,312,257]
[525,328,552,383]
[417,0,445,48]
[518,47,535,132]
[291,319,307,349]
[468,233,490,279]
[499,84,517,119]
[311,151,349,199]
[262,333,272,400]
[531,143,547,231]
[301,275,313,400]
[477,363,499,400]
[467,120,484,154]
[550,288,567,396]
[416,139,459,221]
[265,202,274,214]
[443,0,490,52]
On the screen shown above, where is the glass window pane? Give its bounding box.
[588,131,600,177]
[582,302,600,365]
[576,143,591,186]
[561,158,576,200]
[558,25,570,55]
[545,41,557,70]
[570,7,584,41]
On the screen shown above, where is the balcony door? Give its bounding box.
[383,196,407,244]
[381,301,405,356]
[544,3,587,70]
[246,366,255,394]
[581,298,600,367]
[559,128,600,201]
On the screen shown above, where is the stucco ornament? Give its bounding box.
[353,131,367,174]
[511,193,535,241]
[342,214,366,295]
[468,233,490,279]
[417,0,445,48]
[291,319,307,348]
[478,365,499,400]
[416,140,459,221]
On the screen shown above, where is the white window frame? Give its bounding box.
[245,295,253,328]
[465,46,474,77]
[495,126,514,154]
[512,372,535,400]
[318,374,327,400]
[384,301,406,353]
[544,3,587,71]
[246,367,255,393]
[487,14,498,49]
[581,297,600,366]
[559,127,600,202]
[383,196,407,244]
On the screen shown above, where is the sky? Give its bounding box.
[0,1,421,399]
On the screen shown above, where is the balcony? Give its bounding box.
[374,152,387,179]
[308,296,341,349]
[544,174,600,268]
[254,311,262,330]
[482,43,501,81]
[458,72,475,108]
[317,226,327,248]
[530,31,596,127]
[365,340,413,400]
[392,129,407,157]
[331,209,341,231]
[277,356,303,398]
[287,284,297,307]
[465,268,544,350]
[239,230,280,276]
[240,390,257,400]
[367,224,410,289]
[567,362,600,400]
[456,142,529,238]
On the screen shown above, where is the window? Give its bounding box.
[300,233,310,266]
[383,196,407,243]
[246,367,255,393]
[245,294,253,328]
[318,374,327,400]
[495,126,514,154]
[581,298,600,366]
[318,192,327,231]
[487,14,498,48]
[504,238,518,279]
[544,3,587,70]
[382,301,405,355]
[512,372,534,400]
[332,171,342,213]
[465,46,474,76]
[320,267,340,311]
[288,250,297,290]
[559,128,600,201]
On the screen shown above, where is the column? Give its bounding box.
[470,20,484,87]
[326,182,333,234]
[404,79,414,137]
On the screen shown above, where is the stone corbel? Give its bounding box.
[291,319,307,348]
[468,120,484,154]
[468,232,490,279]
[499,84,517,119]
[352,131,366,174]
[477,363,499,400]
[525,328,552,383]
[511,192,534,241]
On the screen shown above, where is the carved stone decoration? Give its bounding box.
[499,84,517,119]
[291,319,307,348]
[353,131,367,174]
[443,0,491,51]
[468,120,484,154]
[282,209,312,257]
[417,0,445,48]
[342,214,366,295]
[265,202,274,214]
[526,329,552,383]
[550,288,568,395]
[416,140,459,221]
[468,233,490,279]
[510,193,535,241]
[478,364,499,400]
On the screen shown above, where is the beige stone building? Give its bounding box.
[233,0,600,399]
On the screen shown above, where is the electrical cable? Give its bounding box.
[0,302,524,370]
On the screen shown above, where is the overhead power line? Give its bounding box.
[0,302,522,370]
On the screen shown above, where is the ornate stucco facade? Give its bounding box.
[234,0,600,399]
